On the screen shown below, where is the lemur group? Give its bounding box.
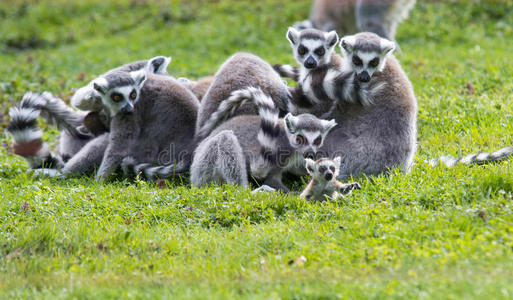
[7,1,512,201]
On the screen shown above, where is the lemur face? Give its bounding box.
[339,32,396,83]
[286,27,339,70]
[283,113,337,159]
[305,156,342,182]
[93,70,146,116]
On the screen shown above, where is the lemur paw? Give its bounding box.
[251,185,276,194]
[340,182,361,195]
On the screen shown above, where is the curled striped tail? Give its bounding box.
[196,88,256,141]
[429,147,513,167]
[7,92,66,168]
[121,156,189,181]
[247,88,281,166]
[273,64,300,82]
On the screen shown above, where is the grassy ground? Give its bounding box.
[1,0,513,298]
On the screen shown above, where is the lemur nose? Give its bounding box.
[325,172,333,181]
[304,151,315,159]
[357,71,370,82]
[304,57,317,69]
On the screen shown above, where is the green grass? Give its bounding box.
[1,0,513,298]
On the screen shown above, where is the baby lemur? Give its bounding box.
[190,87,337,191]
[300,156,361,201]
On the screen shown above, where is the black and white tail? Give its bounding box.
[273,64,300,82]
[429,147,513,167]
[196,88,259,141]
[7,92,85,168]
[121,156,190,181]
[247,88,282,166]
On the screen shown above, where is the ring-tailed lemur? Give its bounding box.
[320,31,417,179]
[190,87,337,192]
[273,28,356,116]
[195,52,292,141]
[295,0,416,41]
[71,56,172,112]
[300,156,361,201]
[429,147,513,167]
[276,31,416,179]
[91,68,199,182]
[7,91,93,169]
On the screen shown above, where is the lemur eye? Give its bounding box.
[319,166,327,173]
[130,90,137,100]
[352,55,362,66]
[315,47,325,56]
[298,46,307,56]
[313,136,322,146]
[111,93,122,102]
[296,135,306,144]
[329,166,335,172]
[369,58,380,68]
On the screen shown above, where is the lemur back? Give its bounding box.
[195,52,291,141]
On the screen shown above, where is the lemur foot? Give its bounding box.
[30,168,65,179]
[251,185,277,194]
[340,182,361,195]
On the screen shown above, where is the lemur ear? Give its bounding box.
[305,158,315,175]
[325,30,339,49]
[284,113,298,134]
[131,69,147,88]
[146,56,171,74]
[92,77,108,95]
[333,156,342,166]
[340,35,355,54]
[380,39,396,55]
[322,119,337,134]
[286,27,300,46]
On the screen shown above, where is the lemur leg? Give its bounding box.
[261,170,290,193]
[356,0,392,39]
[334,181,361,195]
[190,130,249,188]
[60,133,109,176]
[299,180,316,200]
[95,141,125,182]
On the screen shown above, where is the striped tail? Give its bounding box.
[38,92,85,135]
[7,92,72,168]
[196,88,257,141]
[429,147,513,167]
[245,88,281,166]
[273,64,300,82]
[121,156,189,181]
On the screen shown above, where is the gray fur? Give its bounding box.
[196,52,292,140]
[295,0,416,41]
[190,130,249,187]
